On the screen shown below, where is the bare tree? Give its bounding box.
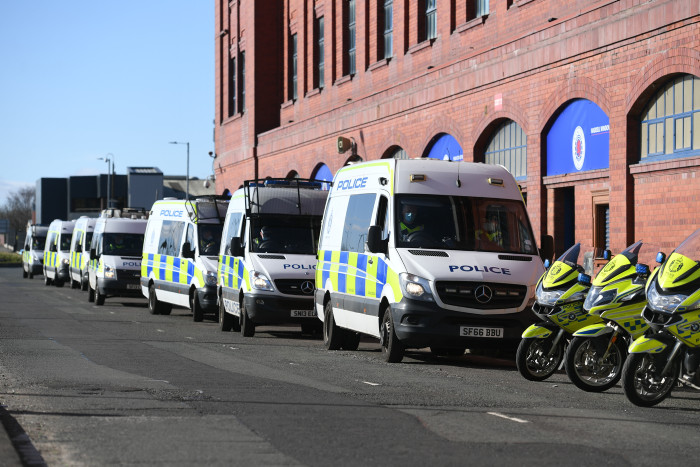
[0,186,35,249]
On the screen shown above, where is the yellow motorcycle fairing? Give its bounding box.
[549,300,603,333]
[541,261,579,289]
[657,252,700,290]
[667,309,700,348]
[592,254,634,287]
[628,336,668,354]
[573,323,610,337]
[599,301,649,340]
[521,324,553,339]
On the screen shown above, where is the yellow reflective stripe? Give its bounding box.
[180,259,189,284]
[330,251,341,291]
[387,268,402,301]
[165,256,174,282]
[346,252,358,295]
[366,255,378,299]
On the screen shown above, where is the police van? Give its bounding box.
[218,179,328,336]
[21,222,48,279]
[43,219,76,287]
[69,216,96,290]
[87,209,148,306]
[316,159,552,362]
[141,197,228,321]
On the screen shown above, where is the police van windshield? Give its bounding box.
[33,236,46,250]
[251,216,322,254]
[103,233,144,256]
[395,195,537,255]
[59,234,72,251]
[198,224,223,256]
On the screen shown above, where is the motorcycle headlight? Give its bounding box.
[105,265,116,278]
[250,271,273,291]
[536,281,565,306]
[399,273,434,302]
[584,287,617,309]
[205,271,217,286]
[647,282,686,314]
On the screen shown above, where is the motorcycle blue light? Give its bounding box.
[636,264,649,274]
[544,259,550,269]
[656,252,666,264]
[578,273,591,285]
[603,249,611,260]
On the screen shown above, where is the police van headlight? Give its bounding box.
[205,271,217,286]
[62,258,70,265]
[105,265,116,278]
[399,273,434,302]
[250,271,273,291]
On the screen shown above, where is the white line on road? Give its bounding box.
[487,412,529,423]
[363,381,380,386]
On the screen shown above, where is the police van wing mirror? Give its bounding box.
[90,249,97,260]
[50,243,57,252]
[230,238,243,257]
[182,241,195,259]
[366,225,387,254]
[539,235,554,263]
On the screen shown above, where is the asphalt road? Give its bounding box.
[0,266,699,466]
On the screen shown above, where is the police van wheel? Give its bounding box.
[240,300,255,337]
[81,277,88,291]
[380,310,404,363]
[323,302,344,351]
[191,294,204,322]
[29,272,34,279]
[341,331,361,351]
[148,284,160,314]
[54,279,64,288]
[95,287,105,306]
[88,284,95,303]
[219,298,234,332]
[70,279,78,289]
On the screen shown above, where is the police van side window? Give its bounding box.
[222,213,243,255]
[376,196,389,240]
[341,193,377,253]
[184,224,195,254]
[158,221,185,256]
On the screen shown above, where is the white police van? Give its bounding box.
[69,216,96,290]
[87,209,148,306]
[218,179,328,336]
[21,222,48,279]
[316,159,552,362]
[141,197,228,321]
[43,219,76,287]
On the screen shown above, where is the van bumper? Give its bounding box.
[56,265,70,282]
[391,299,537,350]
[244,294,316,325]
[196,286,218,311]
[97,277,144,298]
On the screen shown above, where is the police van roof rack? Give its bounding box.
[243,178,329,217]
[100,207,149,219]
[184,195,228,224]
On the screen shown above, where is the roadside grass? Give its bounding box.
[0,252,22,264]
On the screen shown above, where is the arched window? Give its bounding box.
[311,163,333,190]
[344,155,363,166]
[485,120,527,180]
[423,133,463,161]
[286,170,299,179]
[382,145,408,159]
[641,74,700,161]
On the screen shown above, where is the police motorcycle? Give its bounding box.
[622,228,700,407]
[564,241,652,392]
[516,243,601,381]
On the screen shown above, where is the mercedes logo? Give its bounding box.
[301,281,314,295]
[474,285,493,304]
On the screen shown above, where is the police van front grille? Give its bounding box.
[275,279,315,296]
[409,250,449,257]
[118,269,141,280]
[435,281,527,310]
[498,255,533,262]
[259,254,286,260]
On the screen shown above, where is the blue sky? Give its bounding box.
[0,1,214,204]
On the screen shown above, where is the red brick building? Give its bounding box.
[214,0,700,256]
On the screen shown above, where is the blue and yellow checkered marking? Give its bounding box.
[218,254,247,290]
[317,249,397,300]
[141,253,202,285]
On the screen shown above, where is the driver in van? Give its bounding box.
[399,202,425,241]
[199,226,217,254]
[476,208,503,247]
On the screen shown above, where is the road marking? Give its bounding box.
[363,381,380,386]
[185,337,194,340]
[156,329,164,333]
[487,412,529,424]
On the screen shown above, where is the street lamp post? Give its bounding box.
[169,142,190,200]
[98,153,115,208]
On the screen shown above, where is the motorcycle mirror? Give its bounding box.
[544,259,550,269]
[636,263,649,275]
[578,273,591,285]
[603,249,612,260]
[656,252,666,264]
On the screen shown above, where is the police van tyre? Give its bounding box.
[88,284,95,303]
[240,299,255,337]
[54,278,64,288]
[191,293,204,322]
[323,302,344,350]
[29,271,34,279]
[341,331,361,351]
[95,287,105,306]
[44,271,52,286]
[380,309,405,363]
[148,283,171,315]
[81,275,88,291]
[219,297,236,332]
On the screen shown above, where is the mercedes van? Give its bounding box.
[43,219,76,287]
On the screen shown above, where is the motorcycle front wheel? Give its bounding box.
[565,336,625,392]
[516,336,564,381]
[622,353,679,407]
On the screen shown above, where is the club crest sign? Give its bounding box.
[572,126,586,171]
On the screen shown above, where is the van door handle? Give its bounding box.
[368,258,374,265]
